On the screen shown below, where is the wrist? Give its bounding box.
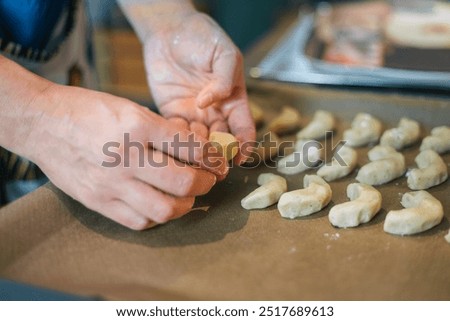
[0,56,58,162]
[118,0,197,41]
[23,83,64,163]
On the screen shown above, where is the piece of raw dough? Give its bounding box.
[278,175,332,218]
[277,140,323,175]
[420,126,450,154]
[209,131,239,161]
[317,145,358,181]
[249,100,264,127]
[407,150,448,190]
[296,110,335,140]
[343,113,382,147]
[380,117,420,150]
[267,106,301,135]
[384,191,444,236]
[329,183,382,228]
[241,173,287,210]
[356,145,405,185]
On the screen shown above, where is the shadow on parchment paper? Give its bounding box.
[46,181,250,248]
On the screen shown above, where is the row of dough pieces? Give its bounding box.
[251,103,449,155]
[241,174,445,237]
[278,115,448,190]
[243,108,449,239]
[252,107,449,189]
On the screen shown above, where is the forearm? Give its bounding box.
[0,55,55,160]
[117,0,196,41]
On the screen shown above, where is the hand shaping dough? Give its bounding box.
[277,140,323,175]
[329,183,382,228]
[241,173,287,210]
[407,150,448,190]
[209,132,238,161]
[356,145,405,185]
[278,175,332,219]
[268,106,301,135]
[296,110,335,140]
[384,191,444,236]
[380,117,420,150]
[317,145,358,181]
[343,113,382,147]
[420,126,450,154]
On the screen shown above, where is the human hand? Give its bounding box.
[142,11,256,164]
[27,84,228,230]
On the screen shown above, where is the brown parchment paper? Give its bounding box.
[0,84,449,300]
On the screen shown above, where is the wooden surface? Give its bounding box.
[93,29,153,104]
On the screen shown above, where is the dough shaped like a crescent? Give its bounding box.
[356,146,405,185]
[278,175,332,219]
[380,117,420,150]
[296,110,335,140]
[317,145,357,181]
[344,113,382,147]
[241,173,287,210]
[384,191,444,236]
[420,126,450,155]
[407,150,448,190]
[329,183,382,228]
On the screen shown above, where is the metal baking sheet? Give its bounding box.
[251,14,450,90]
[0,84,449,300]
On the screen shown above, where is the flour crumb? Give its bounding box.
[244,176,249,183]
[330,233,340,240]
[324,232,340,241]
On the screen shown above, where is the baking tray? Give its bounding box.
[0,84,448,300]
[251,14,450,90]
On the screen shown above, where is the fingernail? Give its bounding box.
[197,173,217,196]
[214,158,229,176]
